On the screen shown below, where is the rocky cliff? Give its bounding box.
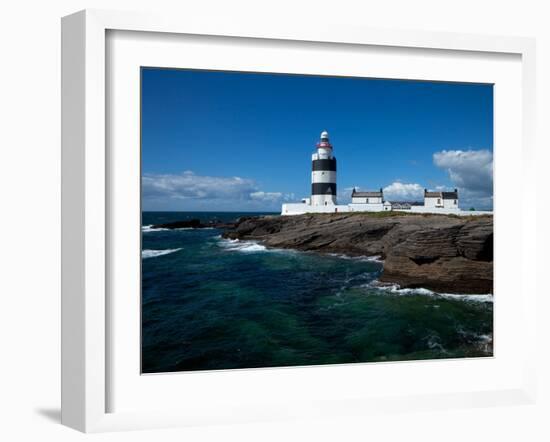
[223,213,493,294]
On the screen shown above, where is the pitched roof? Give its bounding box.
[424,189,458,199]
[441,191,458,199]
[351,188,383,198]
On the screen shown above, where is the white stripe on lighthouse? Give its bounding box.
[311,170,337,183]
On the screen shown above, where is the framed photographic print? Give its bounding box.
[61,9,537,432]
[140,68,494,375]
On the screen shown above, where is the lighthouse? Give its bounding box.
[311,130,337,206]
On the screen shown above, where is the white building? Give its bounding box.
[281,131,491,216]
[351,188,383,204]
[424,188,459,210]
[348,188,388,212]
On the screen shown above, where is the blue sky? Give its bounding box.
[142,68,493,211]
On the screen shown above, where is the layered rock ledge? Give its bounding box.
[223,213,493,294]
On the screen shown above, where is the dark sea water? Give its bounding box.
[141,211,493,373]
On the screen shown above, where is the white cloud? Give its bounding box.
[250,191,283,202]
[142,171,292,211]
[383,182,424,201]
[142,170,257,200]
[433,150,493,195]
[433,149,493,210]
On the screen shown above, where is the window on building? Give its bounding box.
[454,200,457,205]
[437,198,441,205]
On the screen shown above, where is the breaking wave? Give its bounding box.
[216,237,383,261]
[142,225,168,233]
[142,248,182,259]
[363,281,493,303]
[142,225,214,233]
[217,238,268,253]
[327,253,383,263]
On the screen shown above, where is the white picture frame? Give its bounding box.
[61,9,537,433]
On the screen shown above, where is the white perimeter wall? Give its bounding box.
[348,203,384,211]
[282,203,350,215]
[404,207,492,216]
[283,204,491,216]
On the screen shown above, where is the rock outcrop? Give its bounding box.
[152,219,235,230]
[223,213,493,294]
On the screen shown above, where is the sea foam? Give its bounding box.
[363,281,493,303]
[142,225,168,233]
[217,238,267,253]
[142,225,215,232]
[142,248,182,259]
[327,253,383,263]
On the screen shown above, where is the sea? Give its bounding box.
[142,211,493,373]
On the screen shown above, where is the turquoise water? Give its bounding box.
[142,211,493,373]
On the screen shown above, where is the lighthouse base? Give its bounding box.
[310,194,337,206]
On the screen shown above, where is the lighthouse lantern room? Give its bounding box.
[311,130,337,206]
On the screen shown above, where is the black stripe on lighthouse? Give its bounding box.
[312,158,337,171]
[312,183,337,195]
